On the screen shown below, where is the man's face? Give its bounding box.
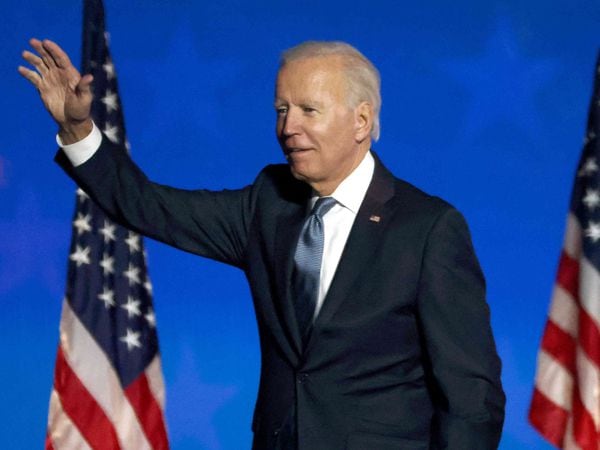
[275,56,369,195]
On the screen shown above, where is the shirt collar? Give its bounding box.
[309,151,375,214]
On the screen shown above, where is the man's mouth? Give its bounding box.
[285,147,311,155]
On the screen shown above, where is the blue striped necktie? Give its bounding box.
[293,196,337,340]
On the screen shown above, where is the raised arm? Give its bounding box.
[18,38,93,143]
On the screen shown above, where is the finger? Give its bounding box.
[42,39,73,70]
[29,38,54,70]
[17,65,42,89]
[21,50,48,75]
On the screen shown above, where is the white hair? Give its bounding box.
[280,41,382,141]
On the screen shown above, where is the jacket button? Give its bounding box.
[297,373,309,384]
[273,428,280,437]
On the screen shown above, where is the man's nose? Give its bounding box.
[282,108,301,136]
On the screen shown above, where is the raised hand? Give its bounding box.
[19,38,94,143]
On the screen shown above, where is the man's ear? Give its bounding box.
[354,101,373,142]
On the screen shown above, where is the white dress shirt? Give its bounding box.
[308,152,374,318]
[58,124,375,320]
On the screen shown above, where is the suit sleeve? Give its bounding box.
[416,207,505,449]
[55,135,261,269]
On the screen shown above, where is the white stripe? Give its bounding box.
[549,285,579,338]
[563,416,582,450]
[575,347,600,427]
[47,389,92,450]
[59,300,152,450]
[535,349,573,411]
[578,257,600,329]
[564,214,582,259]
[146,356,167,410]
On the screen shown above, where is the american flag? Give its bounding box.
[530,52,600,449]
[45,1,169,449]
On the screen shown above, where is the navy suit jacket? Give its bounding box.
[57,136,505,449]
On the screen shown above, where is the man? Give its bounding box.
[20,38,505,449]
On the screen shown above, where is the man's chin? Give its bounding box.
[288,165,308,182]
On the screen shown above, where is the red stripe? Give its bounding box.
[529,387,569,448]
[54,347,121,450]
[45,433,55,450]
[572,384,600,450]
[557,251,579,298]
[579,306,600,368]
[125,373,169,450]
[541,320,576,373]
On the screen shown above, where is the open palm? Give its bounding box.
[19,38,93,129]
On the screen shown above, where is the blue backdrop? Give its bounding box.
[2,1,599,448]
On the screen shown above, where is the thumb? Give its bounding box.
[77,74,94,97]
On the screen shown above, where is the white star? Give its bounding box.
[103,59,115,80]
[121,296,142,318]
[145,308,156,328]
[119,328,142,351]
[123,263,141,285]
[70,245,91,267]
[99,220,116,243]
[103,123,119,143]
[125,232,141,253]
[579,157,599,176]
[584,130,597,145]
[76,188,89,202]
[585,221,600,242]
[101,89,118,113]
[144,277,153,295]
[100,253,115,275]
[583,189,600,211]
[98,287,115,308]
[73,213,92,235]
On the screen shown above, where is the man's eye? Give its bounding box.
[302,107,316,113]
[276,107,288,115]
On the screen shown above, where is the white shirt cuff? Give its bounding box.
[56,122,102,167]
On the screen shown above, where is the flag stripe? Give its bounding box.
[529,387,569,448]
[60,300,153,449]
[534,349,574,410]
[146,356,167,410]
[575,349,600,427]
[548,285,579,338]
[541,320,576,373]
[579,257,600,332]
[125,372,169,450]
[564,213,583,259]
[54,346,121,450]
[557,250,580,297]
[45,435,55,450]
[47,390,93,450]
[572,384,599,450]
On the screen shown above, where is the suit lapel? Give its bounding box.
[307,155,396,349]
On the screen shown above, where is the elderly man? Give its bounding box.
[20,38,505,449]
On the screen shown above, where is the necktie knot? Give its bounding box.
[311,197,336,219]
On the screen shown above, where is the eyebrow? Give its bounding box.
[273,99,325,108]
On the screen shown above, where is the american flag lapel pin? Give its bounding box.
[369,215,381,223]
